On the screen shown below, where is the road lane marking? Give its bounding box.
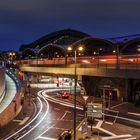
[78,119,116,137]
[102,134,132,140]
[14,134,19,139]
[44,89,138,139]
[110,102,127,109]
[96,119,103,128]
[13,119,22,123]
[77,114,84,117]
[98,127,116,137]
[17,92,50,140]
[122,137,137,140]
[54,108,60,110]
[21,130,27,134]
[95,119,116,136]
[105,108,119,113]
[128,112,140,116]
[19,117,29,125]
[38,136,57,140]
[104,113,140,124]
[122,138,137,140]
[105,121,113,125]
[34,124,55,140]
[60,111,68,120]
[5,95,41,140]
[66,110,71,113]
[42,91,83,110]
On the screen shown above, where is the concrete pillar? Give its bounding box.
[128,79,134,102]
[77,75,82,85]
[124,79,129,101]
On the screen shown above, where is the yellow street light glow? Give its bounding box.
[128,59,134,62]
[113,50,116,53]
[9,52,16,56]
[67,46,72,51]
[100,59,107,62]
[78,46,83,51]
[137,48,140,52]
[82,60,90,63]
[78,53,81,56]
[93,51,96,55]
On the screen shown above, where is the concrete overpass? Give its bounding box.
[20,64,140,103]
[20,64,140,79]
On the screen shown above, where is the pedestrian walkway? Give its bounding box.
[74,118,138,140]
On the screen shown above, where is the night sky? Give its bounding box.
[1,0,140,51]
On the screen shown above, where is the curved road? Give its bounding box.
[4,89,84,140]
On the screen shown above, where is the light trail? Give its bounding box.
[42,90,83,110]
[17,91,50,140]
[5,95,41,140]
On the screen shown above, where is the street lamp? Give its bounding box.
[67,45,83,140]
[9,52,16,65]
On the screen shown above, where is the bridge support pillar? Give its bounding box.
[77,75,83,86]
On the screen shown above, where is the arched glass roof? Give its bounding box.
[19,29,90,52]
[120,38,140,55]
[21,48,36,59]
[67,37,115,57]
[38,44,65,59]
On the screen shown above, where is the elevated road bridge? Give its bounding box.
[19,62,140,103]
[20,63,140,79]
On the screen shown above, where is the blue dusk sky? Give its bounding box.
[0,0,140,51]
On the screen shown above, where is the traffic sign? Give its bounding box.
[92,103,102,118]
[87,102,102,118]
[81,123,88,134]
[83,95,89,102]
[87,103,93,117]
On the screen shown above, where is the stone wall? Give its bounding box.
[0,91,21,127]
[0,69,22,127]
[0,66,5,103]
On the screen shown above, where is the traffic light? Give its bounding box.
[56,80,59,87]
[109,91,112,97]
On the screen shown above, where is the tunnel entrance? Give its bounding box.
[98,88,118,100]
[97,85,119,101]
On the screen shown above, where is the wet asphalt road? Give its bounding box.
[3,89,84,140]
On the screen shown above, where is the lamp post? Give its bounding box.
[67,45,83,140]
[9,52,16,65]
[74,50,77,140]
[116,44,120,69]
[103,88,105,122]
[69,79,72,94]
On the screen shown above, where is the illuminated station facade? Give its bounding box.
[5,29,140,104]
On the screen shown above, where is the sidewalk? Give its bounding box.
[69,95,140,140]
[74,125,102,140]
[0,92,35,139]
[48,90,140,139]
